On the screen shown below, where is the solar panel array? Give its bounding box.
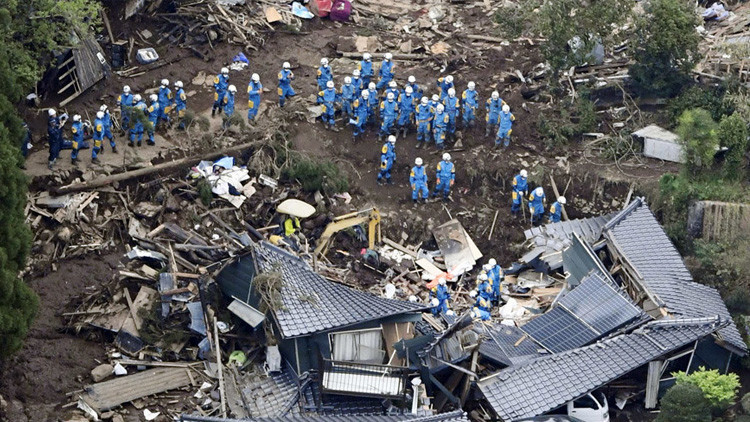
[522,272,643,353]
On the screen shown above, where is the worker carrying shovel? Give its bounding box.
[272,199,315,252]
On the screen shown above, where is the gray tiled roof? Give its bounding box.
[478,323,542,367]
[603,198,747,355]
[179,410,469,422]
[240,364,301,417]
[254,243,429,339]
[524,214,614,269]
[479,317,728,421]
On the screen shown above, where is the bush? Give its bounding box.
[675,108,719,177]
[493,5,526,39]
[674,367,739,411]
[537,96,598,149]
[667,85,733,126]
[283,156,349,195]
[655,383,711,422]
[718,113,748,181]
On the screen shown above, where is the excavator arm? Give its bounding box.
[314,208,381,258]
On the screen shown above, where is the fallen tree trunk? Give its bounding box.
[55,140,260,195]
[337,51,428,60]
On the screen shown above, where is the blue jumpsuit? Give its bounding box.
[174,88,187,128]
[71,120,84,161]
[247,81,262,120]
[340,82,356,117]
[379,98,398,137]
[415,103,433,145]
[359,59,374,87]
[383,87,399,101]
[117,91,134,129]
[130,101,147,144]
[407,82,421,97]
[214,73,229,113]
[529,189,546,225]
[316,65,333,91]
[158,86,172,123]
[496,110,516,147]
[486,265,503,301]
[443,96,459,136]
[431,284,451,316]
[549,201,563,223]
[432,110,449,148]
[92,117,104,160]
[437,77,454,100]
[511,174,528,214]
[376,60,395,90]
[102,111,115,149]
[485,97,504,131]
[462,89,479,125]
[366,87,379,125]
[351,97,369,139]
[351,76,363,93]
[47,116,63,164]
[397,93,416,132]
[317,87,337,126]
[433,160,455,199]
[222,91,235,128]
[410,164,428,201]
[278,69,296,107]
[477,280,494,303]
[473,305,491,321]
[378,141,396,183]
[147,102,160,144]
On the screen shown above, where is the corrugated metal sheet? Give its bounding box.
[80,367,193,412]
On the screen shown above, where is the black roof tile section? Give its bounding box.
[603,198,747,355]
[254,242,429,339]
[523,214,614,269]
[478,317,728,421]
[479,323,543,367]
[179,410,469,422]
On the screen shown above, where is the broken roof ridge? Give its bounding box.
[603,196,645,231]
[635,315,727,332]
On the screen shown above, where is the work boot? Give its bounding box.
[112,145,118,154]
[47,160,54,170]
[377,178,383,186]
[128,141,134,147]
[92,157,101,165]
[413,198,418,204]
[420,198,427,204]
[147,140,155,146]
[211,108,216,117]
[387,179,393,185]
[137,141,142,147]
[71,158,78,166]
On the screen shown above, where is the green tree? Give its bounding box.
[718,113,748,181]
[676,108,719,177]
[674,367,740,411]
[630,0,701,96]
[655,383,711,422]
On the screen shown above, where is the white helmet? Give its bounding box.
[344,76,351,84]
[326,80,334,89]
[389,81,397,88]
[439,277,446,286]
[321,57,329,66]
[502,104,510,112]
[150,94,158,102]
[558,196,567,205]
[431,298,440,307]
[448,88,456,97]
[479,273,488,281]
[363,53,371,61]
[520,169,528,178]
[446,309,455,316]
[469,290,477,298]
[431,94,439,102]
[221,67,229,74]
[283,62,291,69]
[100,104,107,112]
[123,85,131,93]
[535,187,544,196]
[415,157,423,166]
[368,82,376,90]
[353,69,360,77]
[388,135,396,144]
[161,79,169,87]
[362,90,370,98]
[72,114,81,122]
[96,111,104,119]
[468,81,475,90]
[134,94,142,102]
[488,258,497,266]
[408,75,416,83]
[491,91,499,100]
[483,263,492,271]
[387,92,395,100]
[408,295,418,302]
[385,52,393,60]
[228,85,237,93]
[421,97,428,105]
[175,81,184,88]
[48,109,56,116]
[251,73,260,82]
[442,152,451,161]
[445,75,453,83]
[405,86,413,94]
[436,103,444,112]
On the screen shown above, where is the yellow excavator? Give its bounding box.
[314,208,381,258]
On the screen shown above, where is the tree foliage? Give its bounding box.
[674,367,740,411]
[655,383,711,422]
[718,113,748,181]
[676,108,719,177]
[630,0,701,96]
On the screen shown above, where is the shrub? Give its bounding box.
[675,108,719,177]
[718,113,748,181]
[655,383,711,422]
[536,96,598,149]
[283,156,349,195]
[674,367,739,411]
[667,85,733,126]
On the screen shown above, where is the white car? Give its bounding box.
[567,392,610,422]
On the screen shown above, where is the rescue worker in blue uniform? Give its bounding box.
[158,79,172,124]
[443,88,459,139]
[437,75,454,101]
[173,81,188,129]
[379,92,399,140]
[462,81,479,127]
[384,81,399,101]
[213,67,229,116]
[432,152,455,201]
[415,97,433,149]
[117,85,133,131]
[278,62,296,107]
[351,69,363,93]
[410,157,428,203]
[475,273,494,304]
[129,94,146,147]
[147,94,160,145]
[317,80,337,130]
[340,76,356,117]
[397,86,416,138]
[483,259,503,302]
[47,108,68,170]
[529,186,547,226]
[471,303,491,321]
[406,75,421,97]
[549,196,566,223]
[359,53,374,88]
[511,169,529,217]
[21,122,31,162]
[429,95,440,115]
[100,105,116,153]
[496,104,516,148]
[377,135,397,185]
[351,90,370,142]
[376,52,395,90]
[485,91,505,137]
[432,104,449,149]
[92,111,105,164]
[430,277,451,316]
[70,114,84,165]
[222,85,237,128]
[366,82,379,127]
[247,73,262,121]
[317,57,333,91]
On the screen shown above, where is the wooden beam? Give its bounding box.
[549,174,569,221]
[101,8,116,44]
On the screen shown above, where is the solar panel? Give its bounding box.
[559,272,642,335]
[521,306,600,353]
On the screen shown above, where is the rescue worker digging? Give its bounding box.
[511,169,529,218]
